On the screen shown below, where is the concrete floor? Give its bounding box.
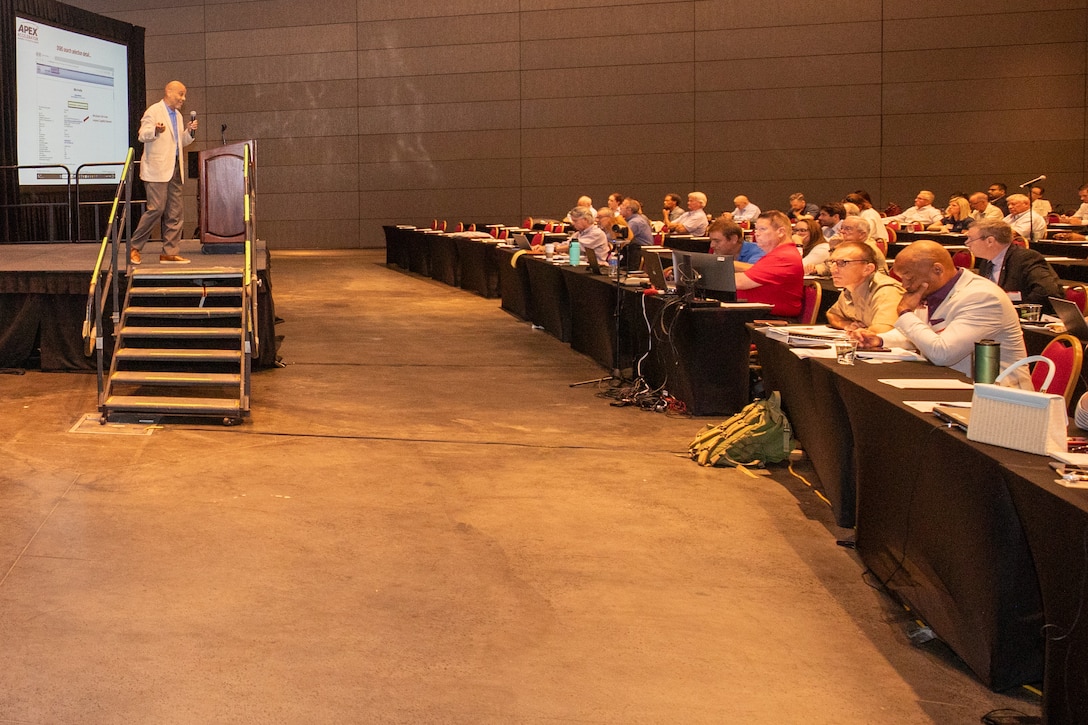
[0,249,1040,724]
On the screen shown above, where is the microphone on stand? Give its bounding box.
[1018,174,1045,188]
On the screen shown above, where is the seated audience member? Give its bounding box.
[662,193,684,225]
[811,216,888,276]
[794,219,828,270]
[889,190,944,226]
[564,195,597,223]
[557,205,611,264]
[988,182,1010,215]
[605,192,625,216]
[968,191,1004,221]
[728,195,761,224]
[929,196,973,233]
[619,198,654,247]
[1059,184,1088,224]
[851,241,1031,386]
[787,193,819,221]
[843,201,860,218]
[818,202,846,240]
[596,207,621,237]
[735,210,803,318]
[707,219,766,269]
[825,241,904,334]
[666,192,710,235]
[966,218,1062,311]
[844,192,889,244]
[1030,186,1052,216]
[1003,193,1047,242]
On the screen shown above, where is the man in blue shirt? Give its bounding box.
[708,219,765,267]
[619,198,654,247]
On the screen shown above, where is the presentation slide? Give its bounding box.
[15,16,129,186]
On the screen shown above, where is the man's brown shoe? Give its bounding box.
[159,255,191,264]
[130,249,141,265]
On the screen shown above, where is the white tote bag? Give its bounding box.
[967,355,1068,455]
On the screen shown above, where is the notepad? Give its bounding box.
[879,378,974,390]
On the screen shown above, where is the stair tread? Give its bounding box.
[104,395,241,412]
[131,267,242,278]
[125,306,244,316]
[130,287,242,296]
[118,326,241,337]
[114,348,241,360]
[111,371,241,384]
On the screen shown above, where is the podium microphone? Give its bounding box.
[1019,174,1045,188]
[221,124,227,146]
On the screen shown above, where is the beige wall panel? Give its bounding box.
[884,10,1085,51]
[207,81,359,114]
[358,13,519,50]
[207,0,358,30]
[883,108,1084,146]
[695,22,881,62]
[697,85,880,122]
[884,0,1085,18]
[261,191,359,220]
[357,130,521,163]
[151,33,206,63]
[214,108,359,139]
[358,72,520,107]
[358,100,519,134]
[696,116,882,152]
[881,140,1086,178]
[520,63,694,100]
[520,35,694,72]
[262,220,360,248]
[357,0,519,23]
[695,0,879,30]
[145,62,207,92]
[521,94,694,129]
[520,3,691,38]
[521,123,694,158]
[883,43,1084,83]
[359,158,521,191]
[259,164,360,193]
[521,153,691,187]
[883,76,1083,115]
[71,0,168,11]
[520,0,679,11]
[359,188,521,220]
[207,25,356,59]
[358,43,520,78]
[251,137,360,167]
[698,54,882,92]
[98,6,203,36]
[207,52,358,85]
[696,148,881,183]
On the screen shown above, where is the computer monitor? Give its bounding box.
[671,251,737,302]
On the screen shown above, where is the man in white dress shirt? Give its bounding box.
[130,80,197,265]
[727,196,761,224]
[889,190,944,226]
[1059,184,1088,224]
[1003,194,1047,242]
[665,192,709,236]
[968,192,1004,221]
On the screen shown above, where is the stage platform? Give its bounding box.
[0,240,278,371]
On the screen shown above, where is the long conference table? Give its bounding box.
[754,330,1088,721]
[383,226,766,416]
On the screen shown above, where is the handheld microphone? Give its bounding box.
[189,110,197,135]
[1019,174,1045,188]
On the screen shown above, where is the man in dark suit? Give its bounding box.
[967,218,1062,312]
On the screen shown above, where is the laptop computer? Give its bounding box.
[642,251,675,293]
[511,233,532,250]
[1049,296,1088,341]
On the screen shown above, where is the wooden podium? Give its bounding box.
[199,140,255,251]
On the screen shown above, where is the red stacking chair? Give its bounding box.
[530,233,544,246]
[1063,282,1088,314]
[1032,334,1083,406]
[490,226,500,238]
[797,279,822,325]
[951,249,974,270]
[1012,231,1029,248]
[885,225,898,247]
[468,223,476,232]
[875,238,888,257]
[455,222,465,232]
[498,228,509,239]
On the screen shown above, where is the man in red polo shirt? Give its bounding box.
[735,210,803,318]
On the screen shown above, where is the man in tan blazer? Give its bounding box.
[129,80,197,265]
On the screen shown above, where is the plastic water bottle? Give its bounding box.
[608,256,619,278]
[569,240,581,265]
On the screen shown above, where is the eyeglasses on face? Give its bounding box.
[827,259,866,269]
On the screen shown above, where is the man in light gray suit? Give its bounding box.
[130,80,197,265]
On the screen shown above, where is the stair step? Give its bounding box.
[118,326,241,338]
[110,371,241,386]
[125,306,244,318]
[104,395,241,415]
[131,268,242,280]
[129,286,243,297]
[114,348,242,362]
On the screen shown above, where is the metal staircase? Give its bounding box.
[83,143,259,425]
[102,266,250,424]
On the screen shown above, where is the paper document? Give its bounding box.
[879,378,974,390]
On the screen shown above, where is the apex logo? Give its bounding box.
[17,23,38,37]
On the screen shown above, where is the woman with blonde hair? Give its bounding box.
[929,196,972,233]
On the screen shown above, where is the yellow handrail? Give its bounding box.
[83,147,135,354]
